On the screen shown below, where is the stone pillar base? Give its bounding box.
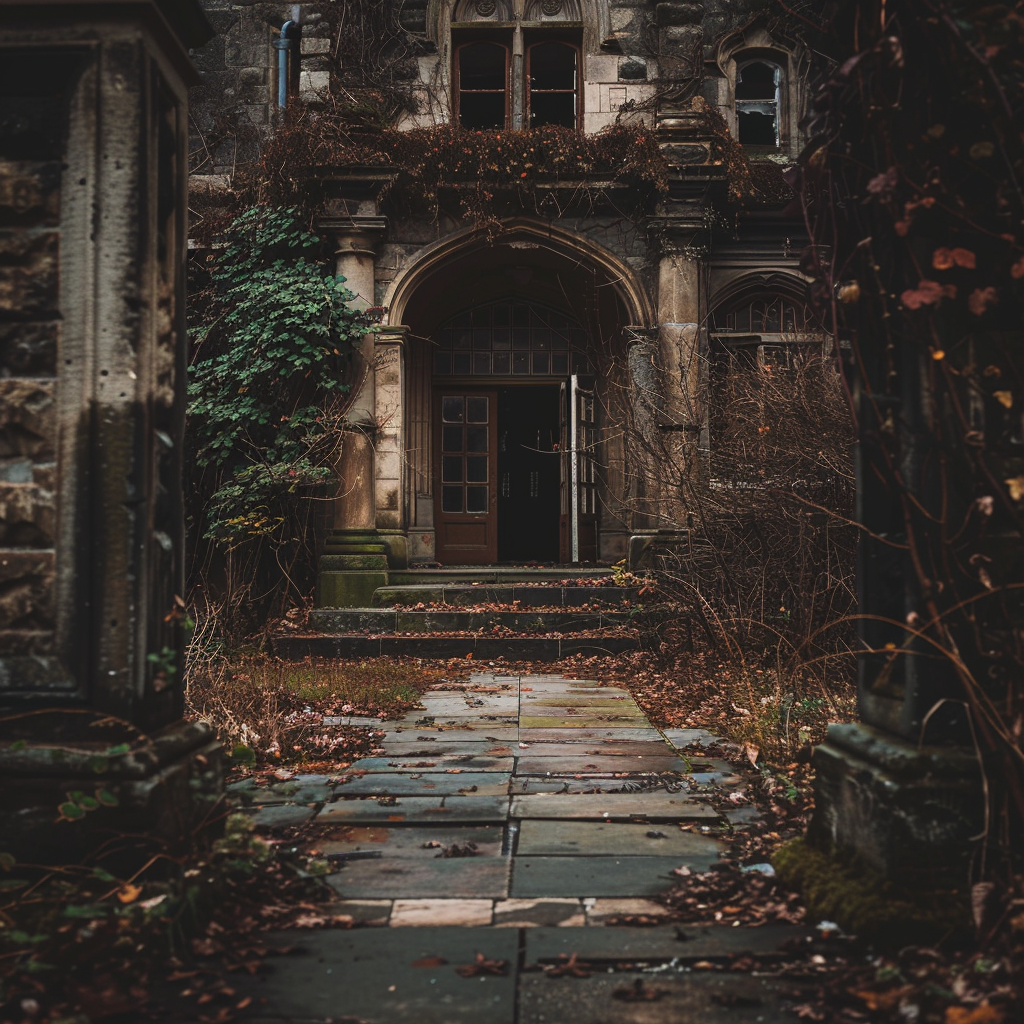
[807,723,982,889]
[317,530,390,607]
[0,720,224,863]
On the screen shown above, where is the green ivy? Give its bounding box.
[188,207,367,550]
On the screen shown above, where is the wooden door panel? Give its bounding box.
[435,390,498,564]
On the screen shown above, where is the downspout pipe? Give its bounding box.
[275,6,302,109]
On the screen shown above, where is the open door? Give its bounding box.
[435,390,498,564]
[559,375,599,563]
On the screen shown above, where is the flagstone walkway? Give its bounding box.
[231,674,815,1023]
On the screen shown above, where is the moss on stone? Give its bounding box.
[773,837,969,947]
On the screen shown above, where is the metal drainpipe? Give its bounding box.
[275,6,302,109]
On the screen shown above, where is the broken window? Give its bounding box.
[736,60,780,147]
[456,41,509,129]
[528,40,578,128]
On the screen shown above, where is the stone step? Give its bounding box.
[387,567,614,585]
[371,584,644,608]
[273,633,642,660]
[309,607,658,634]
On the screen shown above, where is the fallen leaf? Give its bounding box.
[945,1006,1004,1024]
[412,956,448,968]
[544,952,592,978]
[993,391,1014,409]
[612,978,669,1002]
[850,986,914,1011]
[117,884,143,904]
[455,952,508,977]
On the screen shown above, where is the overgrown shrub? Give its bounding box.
[187,207,370,631]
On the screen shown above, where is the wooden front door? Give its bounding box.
[435,390,498,564]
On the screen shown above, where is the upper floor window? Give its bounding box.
[453,0,582,131]
[735,60,781,147]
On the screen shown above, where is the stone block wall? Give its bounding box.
[0,101,66,689]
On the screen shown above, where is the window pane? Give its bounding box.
[460,92,505,131]
[513,352,530,375]
[434,351,452,375]
[533,329,550,350]
[466,486,488,513]
[493,351,511,374]
[473,352,491,374]
[738,110,777,145]
[533,352,550,375]
[442,425,463,452]
[471,306,491,328]
[492,304,511,327]
[493,328,511,350]
[736,62,777,100]
[460,43,507,91]
[531,92,576,128]
[551,352,568,375]
[442,456,463,483]
[453,352,472,375]
[512,304,530,326]
[453,329,472,350]
[473,329,491,349]
[530,42,577,91]
[467,396,489,423]
[442,486,463,513]
[466,456,488,482]
[512,328,531,350]
[467,426,488,452]
[442,396,465,423]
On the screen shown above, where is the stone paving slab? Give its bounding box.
[516,969,805,1024]
[345,755,515,773]
[520,715,649,729]
[662,727,723,748]
[336,772,511,797]
[515,820,722,861]
[514,755,689,776]
[242,928,518,1023]
[515,741,672,757]
[518,727,664,743]
[511,793,718,821]
[389,900,495,926]
[525,924,812,961]
[521,696,635,707]
[316,824,505,859]
[386,724,521,739]
[511,779,635,795]
[523,704,645,718]
[327,855,511,899]
[492,898,587,927]
[245,804,318,830]
[381,740,516,757]
[319,796,509,825]
[510,856,682,897]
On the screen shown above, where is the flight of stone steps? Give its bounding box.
[275,568,669,660]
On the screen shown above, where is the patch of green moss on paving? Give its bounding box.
[773,837,968,946]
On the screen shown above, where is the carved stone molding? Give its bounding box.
[475,0,497,16]
[541,0,563,14]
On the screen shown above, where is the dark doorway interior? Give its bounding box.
[498,386,560,562]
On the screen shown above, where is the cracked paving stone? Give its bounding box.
[327,854,511,899]
[515,820,722,862]
[315,824,505,859]
[234,927,517,1022]
[510,793,719,821]
[318,795,510,825]
[336,771,511,797]
[510,855,685,898]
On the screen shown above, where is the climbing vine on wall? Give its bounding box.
[187,207,369,624]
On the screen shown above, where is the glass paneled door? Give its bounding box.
[435,391,498,564]
[559,375,599,563]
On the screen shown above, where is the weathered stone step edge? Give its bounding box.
[371,585,645,608]
[273,634,643,660]
[309,608,668,634]
[388,568,615,585]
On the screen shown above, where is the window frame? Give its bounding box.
[454,37,512,130]
[734,57,783,150]
[526,37,581,130]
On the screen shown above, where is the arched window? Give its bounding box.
[452,1,583,131]
[528,41,579,127]
[456,41,509,129]
[433,299,592,377]
[736,60,781,147]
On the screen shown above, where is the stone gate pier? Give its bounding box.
[0,0,220,860]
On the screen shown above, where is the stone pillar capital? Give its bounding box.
[318,216,389,254]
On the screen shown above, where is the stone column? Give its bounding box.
[373,327,409,568]
[317,219,391,608]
